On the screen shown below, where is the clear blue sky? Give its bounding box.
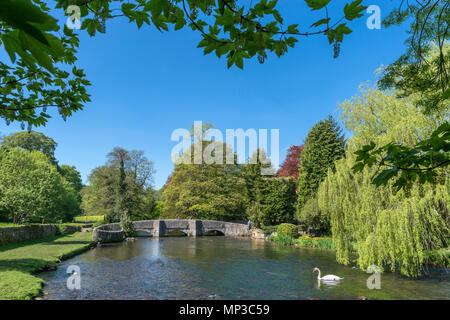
[1,1,408,189]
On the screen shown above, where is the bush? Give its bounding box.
[261,225,277,234]
[120,214,135,237]
[74,215,105,223]
[277,223,298,238]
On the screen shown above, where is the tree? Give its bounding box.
[241,148,273,227]
[81,147,155,222]
[256,177,297,227]
[59,164,83,216]
[297,116,345,211]
[81,165,118,218]
[59,165,83,193]
[277,145,304,183]
[108,147,133,222]
[1,131,58,164]
[163,140,247,221]
[0,147,78,223]
[317,86,449,277]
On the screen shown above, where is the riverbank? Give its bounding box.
[268,234,336,250]
[0,232,95,300]
[268,235,449,269]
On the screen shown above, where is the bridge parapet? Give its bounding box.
[93,219,250,242]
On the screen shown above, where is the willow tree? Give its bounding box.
[318,86,449,277]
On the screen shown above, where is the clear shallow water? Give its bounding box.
[40,237,450,300]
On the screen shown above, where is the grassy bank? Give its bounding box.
[0,232,94,300]
[268,234,336,250]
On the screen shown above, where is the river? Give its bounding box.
[40,237,450,300]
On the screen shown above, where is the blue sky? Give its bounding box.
[0,1,409,189]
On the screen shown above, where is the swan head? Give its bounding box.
[312,267,319,273]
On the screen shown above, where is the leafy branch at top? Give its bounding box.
[0,0,91,127]
[54,0,367,69]
[353,122,450,189]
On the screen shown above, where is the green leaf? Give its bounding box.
[344,0,367,21]
[310,18,331,28]
[304,0,331,11]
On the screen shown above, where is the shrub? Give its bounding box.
[120,214,135,237]
[269,234,295,245]
[261,225,277,234]
[277,223,298,238]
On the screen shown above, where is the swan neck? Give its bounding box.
[317,269,321,280]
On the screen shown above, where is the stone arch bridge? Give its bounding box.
[93,219,250,242]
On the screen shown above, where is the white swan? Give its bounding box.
[313,267,344,281]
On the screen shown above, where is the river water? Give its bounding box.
[40,237,450,300]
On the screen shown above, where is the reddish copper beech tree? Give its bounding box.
[277,145,304,183]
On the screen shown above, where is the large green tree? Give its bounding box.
[242,148,275,227]
[255,177,297,227]
[81,147,156,222]
[0,147,78,223]
[59,164,84,215]
[1,130,58,164]
[297,115,345,212]
[163,140,247,221]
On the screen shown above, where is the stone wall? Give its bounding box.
[0,224,59,246]
[92,223,124,242]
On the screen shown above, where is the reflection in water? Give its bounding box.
[40,237,450,300]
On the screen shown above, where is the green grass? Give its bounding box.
[0,223,24,228]
[0,232,94,300]
[73,215,105,223]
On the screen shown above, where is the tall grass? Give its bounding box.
[268,234,336,250]
[295,236,335,250]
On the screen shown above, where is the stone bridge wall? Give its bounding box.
[92,219,250,242]
[92,222,124,242]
